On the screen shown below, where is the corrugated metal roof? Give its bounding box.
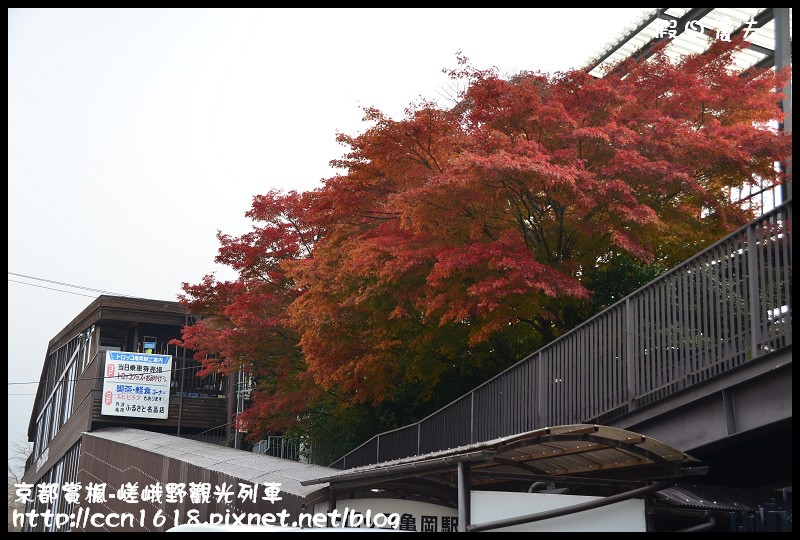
[85,427,338,497]
[584,8,792,77]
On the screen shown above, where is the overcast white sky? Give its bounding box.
[8,7,651,460]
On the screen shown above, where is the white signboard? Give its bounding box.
[470,490,646,532]
[314,498,458,532]
[101,351,172,419]
[314,492,644,532]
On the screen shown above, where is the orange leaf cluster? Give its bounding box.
[177,40,791,452]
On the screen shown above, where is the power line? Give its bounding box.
[8,272,137,298]
[8,279,96,298]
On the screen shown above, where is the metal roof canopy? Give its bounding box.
[584,8,792,77]
[583,7,793,215]
[86,427,340,499]
[302,424,707,532]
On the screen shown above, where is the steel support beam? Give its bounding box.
[457,462,471,532]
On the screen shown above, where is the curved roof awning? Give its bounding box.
[302,424,706,507]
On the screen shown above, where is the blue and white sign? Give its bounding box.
[101,351,172,419]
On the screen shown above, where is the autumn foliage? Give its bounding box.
[175,38,791,463]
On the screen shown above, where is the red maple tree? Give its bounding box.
[177,38,791,461]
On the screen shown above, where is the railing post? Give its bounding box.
[747,226,761,361]
[780,205,792,343]
[470,392,475,443]
[536,351,545,428]
[625,298,637,410]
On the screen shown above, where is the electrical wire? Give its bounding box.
[7,271,208,387]
[8,271,136,298]
[8,279,96,298]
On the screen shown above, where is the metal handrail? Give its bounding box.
[332,199,792,469]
